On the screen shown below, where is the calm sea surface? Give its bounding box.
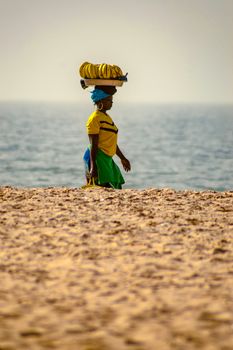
[0,102,232,190]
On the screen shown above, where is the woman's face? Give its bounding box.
[100,96,113,111]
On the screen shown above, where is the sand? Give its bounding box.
[0,186,233,350]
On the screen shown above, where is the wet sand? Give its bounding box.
[0,186,233,350]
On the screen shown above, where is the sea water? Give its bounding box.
[0,102,232,190]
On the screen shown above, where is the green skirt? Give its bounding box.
[96,149,125,189]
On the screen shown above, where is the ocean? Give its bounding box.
[0,102,232,191]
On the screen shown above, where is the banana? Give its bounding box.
[98,63,105,78]
[104,64,111,79]
[98,64,102,78]
[81,63,88,78]
[103,64,111,79]
[112,65,123,77]
[103,63,108,78]
[100,63,106,78]
[84,63,89,78]
[84,63,91,78]
[95,64,100,78]
[109,65,118,78]
[93,64,99,78]
[87,63,97,79]
[88,63,94,78]
[103,64,108,78]
[79,61,89,78]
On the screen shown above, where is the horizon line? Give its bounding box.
[0,99,233,106]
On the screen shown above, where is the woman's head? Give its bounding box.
[96,95,113,111]
[90,86,117,111]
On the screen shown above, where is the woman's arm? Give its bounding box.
[89,134,99,178]
[116,145,131,172]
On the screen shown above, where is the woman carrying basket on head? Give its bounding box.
[83,85,131,189]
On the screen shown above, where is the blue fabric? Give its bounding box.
[83,147,90,170]
[90,89,110,103]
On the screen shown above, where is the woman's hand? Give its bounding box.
[121,158,131,172]
[116,145,131,172]
[89,165,98,179]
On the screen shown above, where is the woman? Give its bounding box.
[83,86,131,189]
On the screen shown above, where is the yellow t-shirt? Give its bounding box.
[86,110,118,157]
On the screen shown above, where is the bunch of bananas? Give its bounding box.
[79,62,124,79]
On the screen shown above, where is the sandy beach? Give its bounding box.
[0,186,232,350]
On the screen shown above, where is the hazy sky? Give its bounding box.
[0,0,232,104]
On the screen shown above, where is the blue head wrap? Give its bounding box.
[90,89,111,103]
